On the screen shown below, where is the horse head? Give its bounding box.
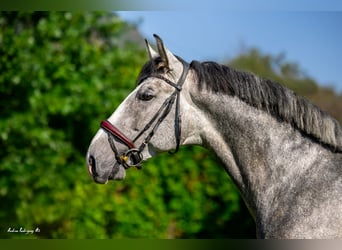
[86,34,197,184]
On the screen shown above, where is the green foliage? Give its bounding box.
[0,12,253,239]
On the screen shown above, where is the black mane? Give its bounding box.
[190,60,342,153]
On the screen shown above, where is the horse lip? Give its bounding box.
[94,177,109,184]
[87,164,93,176]
[89,164,111,184]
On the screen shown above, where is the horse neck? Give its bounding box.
[188,85,334,219]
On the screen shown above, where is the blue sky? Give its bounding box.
[117,11,342,93]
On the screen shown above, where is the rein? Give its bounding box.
[100,59,190,170]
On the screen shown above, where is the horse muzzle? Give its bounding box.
[87,152,126,184]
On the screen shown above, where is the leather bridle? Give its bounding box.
[100,59,190,170]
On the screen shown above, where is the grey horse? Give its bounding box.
[87,34,342,238]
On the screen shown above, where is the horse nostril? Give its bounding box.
[88,155,98,177]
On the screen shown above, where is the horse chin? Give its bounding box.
[108,164,126,181]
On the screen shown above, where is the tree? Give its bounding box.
[0,12,148,238]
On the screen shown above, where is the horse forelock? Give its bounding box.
[189,60,342,153]
[136,55,185,86]
[136,58,159,85]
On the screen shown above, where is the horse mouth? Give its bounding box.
[88,162,126,184]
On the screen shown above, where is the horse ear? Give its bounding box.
[153,34,180,71]
[154,34,169,69]
[145,39,159,60]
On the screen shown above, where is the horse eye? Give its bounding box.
[138,91,154,101]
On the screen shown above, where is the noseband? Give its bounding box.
[100,59,190,170]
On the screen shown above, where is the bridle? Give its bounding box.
[100,59,190,170]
